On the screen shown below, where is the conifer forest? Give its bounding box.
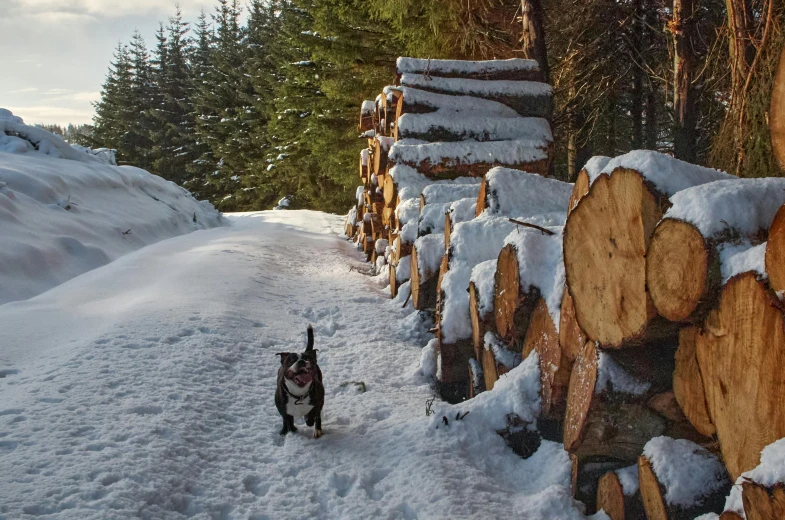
[88,0,785,212]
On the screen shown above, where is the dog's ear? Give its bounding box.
[276,352,293,365]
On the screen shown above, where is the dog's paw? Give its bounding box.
[313,429,323,439]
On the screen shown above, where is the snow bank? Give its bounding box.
[397,113,553,143]
[400,74,553,98]
[482,167,571,220]
[0,150,223,305]
[397,57,540,76]
[593,150,734,196]
[664,178,785,238]
[389,139,549,167]
[503,225,565,328]
[643,436,729,508]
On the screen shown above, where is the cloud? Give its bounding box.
[1,0,217,19]
[7,87,39,94]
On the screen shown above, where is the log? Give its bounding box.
[481,332,515,391]
[395,113,552,143]
[474,166,571,218]
[388,139,550,180]
[493,243,539,348]
[360,100,375,132]
[638,455,668,520]
[389,263,398,298]
[398,73,553,118]
[373,136,395,175]
[521,297,570,419]
[647,179,785,323]
[766,203,785,292]
[410,234,444,310]
[771,44,785,170]
[563,342,665,463]
[672,327,715,437]
[695,272,785,480]
[563,168,669,347]
[382,174,397,207]
[469,281,492,362]
[395,57,544,82]
[568,168,590,215]
[596,471,645,520]
[559,290,588,364]
[742,482,785,520]
[393,86,521,123]
[468,358,485,398]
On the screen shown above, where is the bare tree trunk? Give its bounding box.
[521,0,550,84]
[726,0,756,107]
[631,0,644,149]
[673,0,698,162]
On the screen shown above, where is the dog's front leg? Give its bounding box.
[313,412,323,439]
[280,414,297,435]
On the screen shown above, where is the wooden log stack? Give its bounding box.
[343,56,785,519]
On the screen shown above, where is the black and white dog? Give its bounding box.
[275,325,324,438]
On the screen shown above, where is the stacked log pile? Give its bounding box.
[343,57,785,520]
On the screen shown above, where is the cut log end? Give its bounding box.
[475,177,488,217]
[765,203,785,293]
[563,341,598,452]
[568,168,590,215]
[596,472,625,520]
[638,455,668,520]
[647,219,711,323]
[673,326,716,437]
[559,290,588,363]
[742,482,785,520]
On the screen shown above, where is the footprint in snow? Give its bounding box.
[328,472,356,498]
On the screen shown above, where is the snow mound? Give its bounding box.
[0,123,223,304]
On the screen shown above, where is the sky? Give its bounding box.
[0,0,223,126]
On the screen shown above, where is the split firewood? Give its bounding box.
[563,151,731,348]
[646,178,785,324]
[694,272,785,480]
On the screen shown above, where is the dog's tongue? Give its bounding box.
[293,372,313,387]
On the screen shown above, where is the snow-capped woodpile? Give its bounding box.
[345,58,785,520]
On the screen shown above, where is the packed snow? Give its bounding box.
[0,113,223,305]
[719,242,767,282]
[395,86,521,118]
[482,168,572,220]
[399,74,553,98]
[0,209,604,519]
[413,233,444,278]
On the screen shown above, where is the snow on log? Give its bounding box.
[481,331,519,391]
[419,183,481,210]
[360,100,375,131]
[646,178,785,323]
[396,57,543,82]
[765,203,785,292]
[388,139,550,179]
[673,327,715,437]
[475,167,572,219]
[638,437,730,520]
[410,234,444,310]
[396,113,552,143]
[771,45,785,170]
[444,197,477,250]
[467,358,485,398]
[418,201,451,237]
[721,438,785,519]
[393,86,521,121]
[694,272,785,480]
[568,156,610,215]
[372,135,395,175]
[398,74,553,118]
[563,151,732,348]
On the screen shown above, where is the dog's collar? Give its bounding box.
[284,380,312,404]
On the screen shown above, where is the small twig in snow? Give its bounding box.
[508,218,555,236]
[122,229,132,235]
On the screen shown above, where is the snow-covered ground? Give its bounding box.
[0,210,596,519]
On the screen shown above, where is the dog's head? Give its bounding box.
[277,325,317,389]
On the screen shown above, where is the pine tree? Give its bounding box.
[92,43,133,155]
[124,31,156,170]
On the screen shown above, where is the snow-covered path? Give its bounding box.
[0,211,582,520]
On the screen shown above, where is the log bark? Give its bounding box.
[673,327,715,437]
[522,297,570,418]
[766,203,785,292]
[567,168,590,215]
[771,45,785,171]
[695,272,785,480]
[493,243,539,349]
[742,482,785,520]
[563,168,674,348]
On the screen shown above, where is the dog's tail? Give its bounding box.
[306,325,314,351]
